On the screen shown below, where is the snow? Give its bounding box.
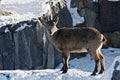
[0,0,62,31]
[93,0,120,2]
[66,0,84,26]
[0,48,119,80]
[108,0,120,1]
[101,56,120,80]
[15,23,32,32]
[0,0,120,80]
[0,0,88,30]
[0,0,51,28]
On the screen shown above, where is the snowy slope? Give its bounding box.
[0,0,120,80]
[0,0,84,28]
[0,0,51,27]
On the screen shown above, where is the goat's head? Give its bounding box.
[39,15,59,35]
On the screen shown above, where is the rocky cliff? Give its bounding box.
[0,0,72,70]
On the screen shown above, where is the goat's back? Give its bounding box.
[51,27,105,51]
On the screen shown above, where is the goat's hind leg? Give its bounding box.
[98,51,105,74]
[88,50,100,75]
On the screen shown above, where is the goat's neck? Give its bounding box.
[46,32,57,48]
[46,26,58,47]
[51,26,58,35]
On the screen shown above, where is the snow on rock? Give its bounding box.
[15,23,32,32]
[1,0,61,17]
[2,0,50,16]
[0,0,61,28]
[66,0,84,26]
[52,0,61,6]
[0,16,19,28]
[1,0,35,4]
[102,56,120,80]
[0,0,50,27]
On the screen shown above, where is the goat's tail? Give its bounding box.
[102,35,107,44]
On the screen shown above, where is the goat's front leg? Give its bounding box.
[61,51,70,73]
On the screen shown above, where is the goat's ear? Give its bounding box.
[54,16,59,24]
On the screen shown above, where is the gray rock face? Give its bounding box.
[99,0,120,32]
[112,61,120,80]
[0,0,72,70]
[0,19,45,69]
[70,0,120,33]
[104,33,120,48]
[70,0,97,27]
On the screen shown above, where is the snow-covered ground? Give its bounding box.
[0,0,120,80]
[0,48,120,80]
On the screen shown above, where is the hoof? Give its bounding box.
[91,72,96,76]
[60,69,63,71]
[62,70,67,73]
[62,71,66,74]
[99,70,104,74]
[60,67,64,71]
